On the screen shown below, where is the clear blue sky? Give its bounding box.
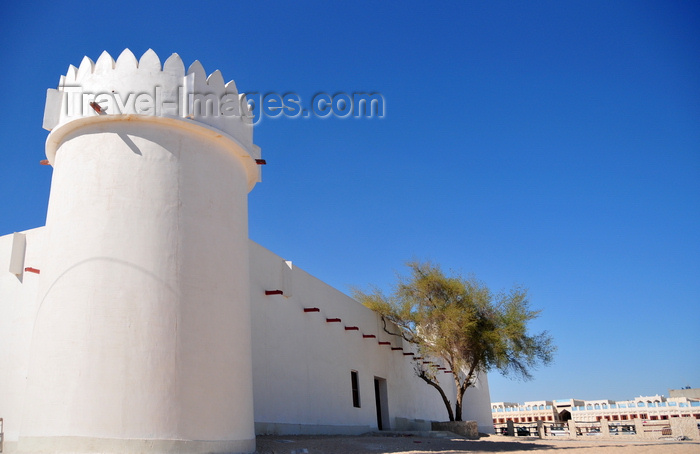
[1,1,698,404]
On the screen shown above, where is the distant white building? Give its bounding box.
[492,390,700,428]
[0,49,493,454]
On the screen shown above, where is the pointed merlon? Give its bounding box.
[76,56,94,81]
[225,80,238,94]
[187,60,206,79]
[163,53,185,76]
[116,49,138,72]
[65,65,78,84]
[139,49,161,71]
[94,51,115,74]
[207,70,225,90]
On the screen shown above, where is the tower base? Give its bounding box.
[17,436,255,454]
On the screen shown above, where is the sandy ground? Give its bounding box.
[255,433,700,454]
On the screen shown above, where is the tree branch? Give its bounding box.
[416,366,454,421]
[379,316,419,345]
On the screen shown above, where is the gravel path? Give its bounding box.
[255,433,700,454]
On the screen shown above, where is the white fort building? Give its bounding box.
[0,49,493,454]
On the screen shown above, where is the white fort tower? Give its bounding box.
[23,49,259,453]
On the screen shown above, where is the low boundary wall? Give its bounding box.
[495,417,699,441]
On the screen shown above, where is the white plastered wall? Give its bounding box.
[0,228,45,450]
[249,241,494,434]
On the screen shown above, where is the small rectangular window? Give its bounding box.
[351,370,360,408]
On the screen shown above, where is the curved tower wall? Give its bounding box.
[20,50,259,453]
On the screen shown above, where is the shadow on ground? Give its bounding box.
[257,435,545,453]
[255,434,698,454]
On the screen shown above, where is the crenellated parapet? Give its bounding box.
[43,49,260,181]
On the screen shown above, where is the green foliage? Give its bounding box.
[353,261,556,421]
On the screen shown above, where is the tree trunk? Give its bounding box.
[455,387,464,421]
[417,371,454,421]
[454,364,477,421]
[454,375,464,421]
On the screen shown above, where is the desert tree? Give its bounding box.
[353,261,555,421]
